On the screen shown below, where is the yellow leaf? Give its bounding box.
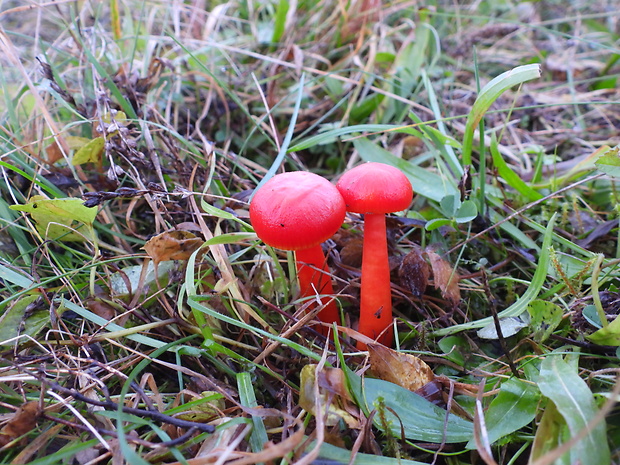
[143,231,204,264]
[72,137,104,165]
[368,344,435,392]
[10,196,97,241]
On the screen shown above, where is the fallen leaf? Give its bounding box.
[398,247,430,298]
[0,401,40,447]
[174,391,225,422]
[368,343,435,391]
[143,230,204,264]
[299,365,359,428]
[45,140,64,164]
[72,137,105,166]
[427,248,461,305]
[9,196,97,241]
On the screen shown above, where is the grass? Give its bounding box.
[1,0,620,463]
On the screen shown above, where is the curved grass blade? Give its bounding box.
[462,64,541,167]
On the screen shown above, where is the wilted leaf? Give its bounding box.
[109,261,176,298]
[10,196,97,241]
[536,354,610,464]
[299,365,359,428]
[398,248,430,298]
[368,344,434,392]
[0,401,40,447]
[143,231,204,264]
[72,136,105,165]
[427,248,461,305]
[45,140,64,164]
[477,317,528,339]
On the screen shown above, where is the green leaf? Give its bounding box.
[425,217,452,231]
[72,136,105,165]
[527,300,563,342]
[289,124,396,152]
[317,441,427,464]
[467,377,540,448]
[536,354,610,464]
[358,377,473,443]
[455,199,478,223]
[204,232,256,246]
[440,194,459,217]
[0,294,49,346]
[10,196,97,241]
[594,146,620,178]
[586,313,620,345]
[531,401,570,465]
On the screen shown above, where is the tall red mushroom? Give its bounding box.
[336,162,413,348]
[250,172,345,336]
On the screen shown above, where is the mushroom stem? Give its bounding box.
[358,213,393,348]
[295,246,340,336]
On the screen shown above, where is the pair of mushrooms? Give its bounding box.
[250,162,413,348]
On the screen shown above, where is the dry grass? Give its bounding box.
[1,0,620,464]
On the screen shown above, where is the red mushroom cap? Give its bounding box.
[250,172,346,251]
[336,162,413,214]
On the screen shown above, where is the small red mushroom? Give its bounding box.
[336,162,413,348]
[250,172,345,336]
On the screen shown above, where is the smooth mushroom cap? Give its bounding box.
[250,171,346,250]
[336,162,413,214]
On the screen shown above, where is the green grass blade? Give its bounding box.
[237,372,269,453]
[490,133,543,202]
[271,0,289,43]
[462,64,541,167]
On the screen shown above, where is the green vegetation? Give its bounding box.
[1,0,620,463]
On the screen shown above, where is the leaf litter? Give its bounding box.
[1,1,620,464]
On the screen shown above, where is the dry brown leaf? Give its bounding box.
[368,343,435,392]
[398,247,430,298]
[143,230,204,264]
[0,401,40,448]
[299,365,360,428]
[427,249,461,305]
[45,140,65,164]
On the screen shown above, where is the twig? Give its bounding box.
[44,380,215,433]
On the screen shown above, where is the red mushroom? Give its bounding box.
[336,162,413,348]
[250,172,345,336]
